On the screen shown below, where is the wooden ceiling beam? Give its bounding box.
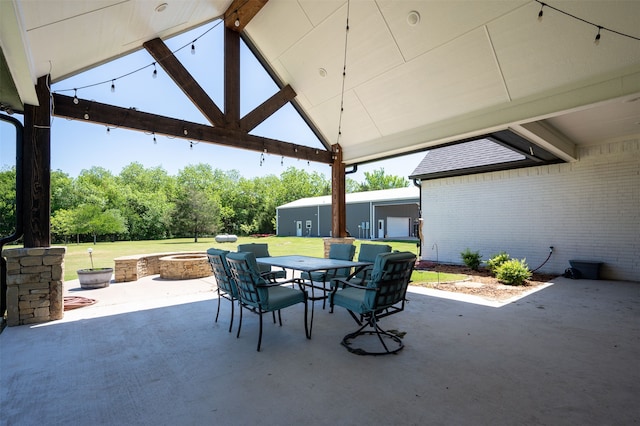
[143,38,225,127]
[52,93,333,164]
[224,0,268,32]
[241,84,296,132]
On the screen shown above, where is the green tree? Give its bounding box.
[0,167,17,237]
[171,188,220,242]
[118,163,175,240]
[73,204,127,243]
[359,168,409,191]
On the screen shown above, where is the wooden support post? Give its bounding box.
[225,26,241,129]
[22,75,51,247]
[331,144,347,238]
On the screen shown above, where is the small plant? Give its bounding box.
[460,248,482,271]
[487,251,510,275]
[496,258,531,286]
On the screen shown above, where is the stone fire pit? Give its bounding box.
[159,254,212,280]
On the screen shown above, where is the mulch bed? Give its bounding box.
[414,261,558,301]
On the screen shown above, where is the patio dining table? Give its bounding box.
[256,255,373,337]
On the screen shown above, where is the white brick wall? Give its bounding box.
[420,138,639,281]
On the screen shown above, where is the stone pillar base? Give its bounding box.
[2,247,66,326]
[322,237,355,258]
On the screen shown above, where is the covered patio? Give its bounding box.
[2,274,638,424]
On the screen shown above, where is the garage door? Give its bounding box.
[386,217,410,237]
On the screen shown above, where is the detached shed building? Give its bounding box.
[277,187,420,239]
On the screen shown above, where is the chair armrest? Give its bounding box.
[330,278,375,291]
[256,278,303,288]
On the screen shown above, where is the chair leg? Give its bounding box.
[304,294,310,339]
[257,312,263,352]
[237,302,243,339]
[215,289,221,324]
[228,297,234,333]
[277,310,282,326]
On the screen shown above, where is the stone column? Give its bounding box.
[2,247,66,326]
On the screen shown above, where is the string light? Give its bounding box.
[533,0,640,44]
[537,3,544,21]
[152,62,157,79]
[190,141,193,150]
[153,132,157,144]
[281,156,284,166]
[73,89,79,104]
[110,80,115,93]
[53,20,222,97]
[336,0,351,145]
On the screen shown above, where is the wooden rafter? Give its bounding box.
[52,94,333,164]
[143,38,225,127]
[241,85,296,132]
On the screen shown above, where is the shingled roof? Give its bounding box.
[409,135,562,180]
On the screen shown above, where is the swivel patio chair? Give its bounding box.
[300,243,356,309]
[237,243,287,282]
[329,251,416,356]
[226,251,309,352]
[206,248,238,333]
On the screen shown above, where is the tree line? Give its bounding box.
[0,163,408,243]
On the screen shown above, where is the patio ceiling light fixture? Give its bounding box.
[155,3,168,13]
[407,11,420,26]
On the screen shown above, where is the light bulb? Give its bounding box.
[111,80,115,93]
[73,89,79,104]
[152,63,157,79]
[235,18,240,27]
[594,27,601,45]
[191,43,196,55]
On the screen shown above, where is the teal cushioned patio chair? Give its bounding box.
[300,243,356,309]
[350,243,392,284]
[329,251,416,355]
[206,248,238,333]
[226,251,309,352]
[237,243,287,282]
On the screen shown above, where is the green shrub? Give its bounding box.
[460,248,482,270]
[496,258,531,286]
[487,251,510,276]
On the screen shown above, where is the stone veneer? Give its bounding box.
[2,247,66,326]
[322,237,355,258]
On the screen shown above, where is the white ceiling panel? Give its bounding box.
[298,0,344,27]
[278,1,403,106]
[245,0,313,60]
[377,0,528,62]
[489,1,640,101]
[310,90,382,146]
[356,27,509,135]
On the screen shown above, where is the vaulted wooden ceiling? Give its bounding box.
[1,0,639,166]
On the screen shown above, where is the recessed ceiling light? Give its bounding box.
[318,68,327,78]
[155,3,168,13]
[407,11,420,26]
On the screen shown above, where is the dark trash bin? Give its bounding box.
[569,260,603,280]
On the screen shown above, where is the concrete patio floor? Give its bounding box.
[1,273,639,425]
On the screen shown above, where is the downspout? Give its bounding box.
[0,113,25,320]
[413,178,422,257]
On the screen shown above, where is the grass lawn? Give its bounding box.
[55,236,422,282]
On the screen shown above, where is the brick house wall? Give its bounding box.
[419,138,639,281]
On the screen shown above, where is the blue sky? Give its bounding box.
[1,20,424,182]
